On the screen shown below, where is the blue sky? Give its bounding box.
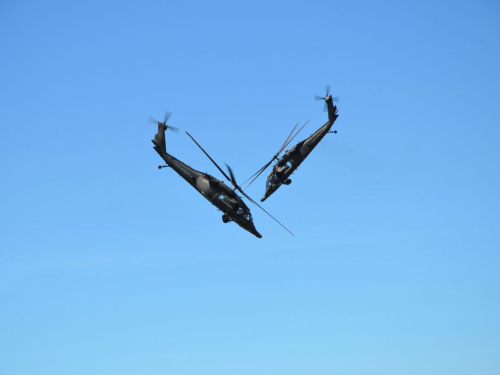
[1,0,499,374]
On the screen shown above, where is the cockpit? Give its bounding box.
[266,176,275,190]
[236,205,253,222]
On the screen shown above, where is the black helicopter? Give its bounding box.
[150,112,293,238]
[245,86,339,202]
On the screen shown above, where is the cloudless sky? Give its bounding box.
[1,1,499,374]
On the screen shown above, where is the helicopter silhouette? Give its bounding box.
[244,86,340,202]
[150,112,293,238]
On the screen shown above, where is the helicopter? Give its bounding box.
[244,86,340,202]
[150,112,293,238]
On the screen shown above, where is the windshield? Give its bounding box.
[266,176,274,189]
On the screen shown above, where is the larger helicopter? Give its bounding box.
[245,86,339,202]
[150,112,293,238]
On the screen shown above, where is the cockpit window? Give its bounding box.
[266,177,275,189]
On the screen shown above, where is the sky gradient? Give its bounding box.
[1,1,499,374]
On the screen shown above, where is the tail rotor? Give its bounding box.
[148,111,179,133]
[314,85,339,111]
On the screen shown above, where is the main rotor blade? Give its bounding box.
[314,95,324,101]
[277,121,300,155]
[185,131,232,183]
[164,111,172,123]
[325,85,331,97]
[243,163,268,185]
[184,132,293,235]
[225,160,294,235]
[167,125,179,133]
[225,163,237,187]
[243,160,273,189]
[243,120,309,189]
[243,121,299,187]
[282,120,309,150]
[332,96,340,103]
[238,189,294,237]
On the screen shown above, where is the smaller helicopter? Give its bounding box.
[151,112,293,238]
[245,86,340,202]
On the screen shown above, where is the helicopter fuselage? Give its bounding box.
[153,143,262,238]
[261,102,339,202]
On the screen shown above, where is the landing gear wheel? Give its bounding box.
[284,179,292,185]
[222,214,229,223]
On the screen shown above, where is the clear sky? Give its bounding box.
[1,0,499,374]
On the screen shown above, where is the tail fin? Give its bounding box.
[152,123,167,154]
[325,97,339,123]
